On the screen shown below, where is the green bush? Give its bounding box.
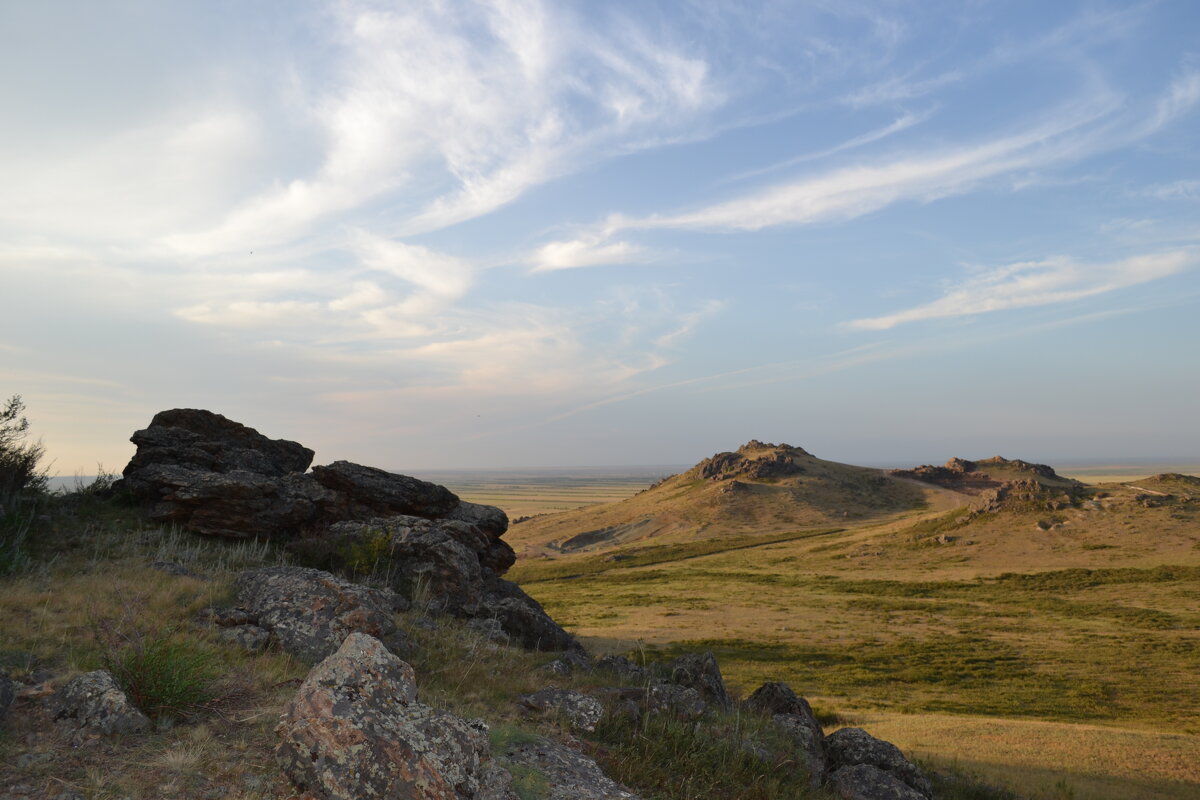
[103,631,221,720]
[0,395,47,495]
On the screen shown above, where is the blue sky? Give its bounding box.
[2,0,1198,474]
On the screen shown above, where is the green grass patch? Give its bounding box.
[509,528,843,584]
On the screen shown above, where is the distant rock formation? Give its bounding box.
[888,455,1077,495]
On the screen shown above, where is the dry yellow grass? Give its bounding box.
[837,711,1200,800]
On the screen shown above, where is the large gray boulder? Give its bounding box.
[53,670,150,735]
[828,764,928,800]
[744,681,827,784]
[661,651,732,712]
[498,737,641,800]
[235,566,407,664]
[825,728,931,799]
[276,633,489,800]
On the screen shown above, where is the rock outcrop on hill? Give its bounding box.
[118,409,501,542]
[889,456,1079,496]
[119,409,575,654]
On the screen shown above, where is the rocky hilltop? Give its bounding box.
[509,441,929,555]
[0,410,955,800]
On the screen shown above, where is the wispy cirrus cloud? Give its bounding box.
[531,235,649,272]
[847,249,1197,330]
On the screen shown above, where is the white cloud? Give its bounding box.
[1143,180,1200,200]
[847,249,1197,330]
[531,235,648,272]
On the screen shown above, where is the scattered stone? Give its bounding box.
[662,651,732,712]
[828,763,928,800]
[235,566,407,664]
[217,624,271,653]
[53,670,150,735]
[499,737,641,800]
[0,668,14,721]
[276,633,489,800]
[645,683,707,719]
[826,728,931,798]
[596,655,648,682]
[15,752,52,768]
[519,689,604,732]
[540,650,593,676]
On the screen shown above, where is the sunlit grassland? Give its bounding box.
[509,515,1200,800]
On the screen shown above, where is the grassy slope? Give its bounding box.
[510,474,1200,800]
[508,445,934,556]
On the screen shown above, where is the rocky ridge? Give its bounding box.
[0,414,970,800]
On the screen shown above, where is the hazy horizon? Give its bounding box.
[4,1,1198,477]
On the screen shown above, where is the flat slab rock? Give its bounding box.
[235,566,407,664]
[276,632,488,800]
[498,738,642,800]
[53,670,150,735]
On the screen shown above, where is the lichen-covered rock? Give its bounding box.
[828,764,928,800]
[540,650,593,676]
[53,670,150,735]
[217,624,271,653]
[826,728,931,799]
[744,681,826,784]
[499,737,641,800]
[474,762,520,800]
[235,566,406,664]
[662,651,731,712]
[311,461,460,520]
[519,689,604,732]
[276,633,488,800]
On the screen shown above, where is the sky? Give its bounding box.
[2,0,1198,475]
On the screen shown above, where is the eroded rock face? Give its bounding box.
[235,566,407,664]
[122,409,312,492]
[276,633,488,800]
[825,728,931,799]
[828,764,928,800]
[498,737,641,800]
[136,468,336,539]
[53,670,150,735]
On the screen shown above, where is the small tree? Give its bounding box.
[0,394,47,494]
